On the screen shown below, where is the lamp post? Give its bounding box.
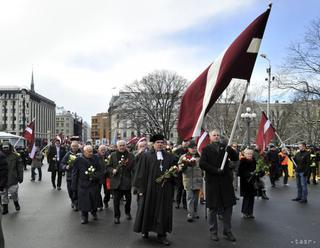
[260,53,271,119]
[241,107,256,147]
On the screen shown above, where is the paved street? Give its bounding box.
[2,162,320,248]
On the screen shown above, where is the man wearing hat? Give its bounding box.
[133,134,176,246]
[0,147,8,247]
[0,142,24,215]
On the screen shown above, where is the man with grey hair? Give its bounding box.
[61,141,81,210]
[200,129,238,242]
[107,140,135,224]
[72,145,103,224]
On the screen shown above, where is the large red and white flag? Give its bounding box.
[23,120,35,144]
[196,129,210,154]
[255,111,275,154]
[23,120,37,159]
[178,6,271,141]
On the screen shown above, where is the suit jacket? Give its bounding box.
[47,145,67,172]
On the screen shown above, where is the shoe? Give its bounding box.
[2,204,8,215]
[218,214,224,220]
[175,204,180,209]
[242,214,250,219]
[313,181,318,185]
[142,233,149,239]
[81,218,88,224]
[187,214,193,222]
[249,215,255,219]
[236,197,240,200]
[183,205,187,210]
[193,214,200,219]
[14,201,21,211]
[52,185,56,189]
[31,178,35,182]
[126,214,132,220]
[299,199,308,203]
[38,178,42,181]
[292,198,301,201]
[157,236,170,246]
[210,232,219,241]
[223,231,236,242]
[92,212,98,220]
[114,218,120,224]
[57,187,61,191]
[284,183,289,186]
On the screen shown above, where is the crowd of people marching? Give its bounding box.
[0,130,319,246]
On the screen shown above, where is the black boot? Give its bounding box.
[14,201,21,211]
[261,190,269,200]
[2,204,8,215]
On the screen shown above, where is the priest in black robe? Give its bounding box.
[133,134,176,246]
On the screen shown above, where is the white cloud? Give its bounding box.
[0,0,256,123]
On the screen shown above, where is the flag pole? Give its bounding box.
[220,80,250,170]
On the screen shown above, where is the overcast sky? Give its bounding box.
[0,0,319,124]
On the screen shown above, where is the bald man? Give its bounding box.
[72,145,103,224]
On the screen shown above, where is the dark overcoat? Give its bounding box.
[133,149,176,235]
[238,158,257,197]
[106,150,135,190]
[199,142,238,209]
[47,145,67,172]
[71,155,103,212]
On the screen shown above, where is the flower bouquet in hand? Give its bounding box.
[156,165,179,187]
[85,165,96,181]
[66,154,77,169]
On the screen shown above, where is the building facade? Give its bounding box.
[91,112,109,145]
[0,82,56,140]
[56,110,74,138]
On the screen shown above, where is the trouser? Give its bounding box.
[269,165,277,186]
[186,189,200,216]
[281,166,289,184]
[176,175,186,207]
[113,189,131,218]
[66,180,77,205]
[81,210,96,220]
[97,184,103,208]
[208,206,233,234]
[307,167,317,184]
[102,182,111,205]
[296,172,308,200]
[51,171,62,187]
[241,196,255,215]
[31,167,42,180]
[1,185,19,204]
[232,170,238,191]
[0,204,4,248]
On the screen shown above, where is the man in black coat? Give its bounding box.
[47,139,67,190]
[72,145,103,224]
[0,149,8,248]
[61,141,81,210]
[199,130,238,242]
[133,134,176,246]
[107,140,135,224]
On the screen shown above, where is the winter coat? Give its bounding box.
[0,151,8,191]
[238,158,257,197]
[178,153,203,191]
[294,150,310,173]
[47,145,67,172]
[5,152,23,187]
[199,142,238,209]
[106,150,135,190]
[31,148,43,169]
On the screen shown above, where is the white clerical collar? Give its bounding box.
[156,151,163,160]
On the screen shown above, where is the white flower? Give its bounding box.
[85,171,88,175]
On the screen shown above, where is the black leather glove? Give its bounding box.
[226,145,233,154]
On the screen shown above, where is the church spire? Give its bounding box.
[31,69,35,92]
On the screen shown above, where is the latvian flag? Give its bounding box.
[23,120,37,159]
[255,111,275,154]
[177,6,271,142]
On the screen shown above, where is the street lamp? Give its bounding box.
[260,53,271,119]
[241,107,256,147]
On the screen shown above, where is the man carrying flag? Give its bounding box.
[178,5,271,243]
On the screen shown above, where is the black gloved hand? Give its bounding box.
[226,146,233,154]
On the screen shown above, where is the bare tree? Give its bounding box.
[276,18,320,98]
[123,70,188,139]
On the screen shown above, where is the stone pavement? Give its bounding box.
[2,163,320,248]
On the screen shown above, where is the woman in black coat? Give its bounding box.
[238,148,257,219]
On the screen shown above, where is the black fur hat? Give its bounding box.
[150,134,165,143]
